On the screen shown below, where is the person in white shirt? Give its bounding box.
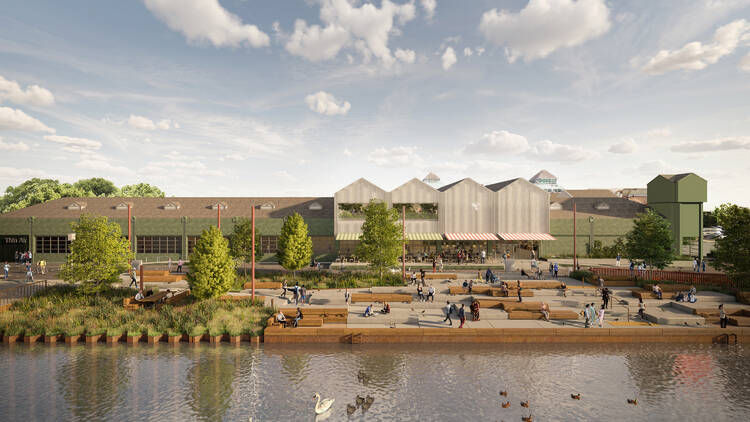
[481,249,486,264]
[427,285,435,302]
[276,310,287,327]
[597,305,605,327]
[135,290,144,301]
[3,262,9,280]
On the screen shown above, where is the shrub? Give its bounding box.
[569,270,594,283]
[188,226,236,299]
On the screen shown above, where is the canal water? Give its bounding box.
[1,343,748,421]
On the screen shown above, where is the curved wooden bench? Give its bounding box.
[644,284,693,292]
[279,308,348,323]
[518,281,563,289]
[267,316,323,328]
[501,302,544,312]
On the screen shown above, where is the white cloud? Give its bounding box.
[740,52,750,72]
[285,20,350,61]
[368,145,421,167]
[143,0,270,48]
[127,114,174,130]
[44,135,101,153]
[272,170,297,182]
[637,160,674,174]
[464,130,530,155]
[530,139,598,162]
[0,137,30,151]
[0,166,48,181]
[75,153,133,175]
[670,136,750,153]
[420,0,436,19]
[0,106,55,133]
[442,46,457,70]
[220,153,245,161]
[394,48,416,63]
[608,138,638,154]
[343,147,352,156]
[463,47,473,57]
[285,0,416,66]
[0,74,55,106]
[639,19,749,75]
[479,0,611,63]
[647,128,672,137]
[305,91,351,115]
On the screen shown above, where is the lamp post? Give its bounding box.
[573,203,577,270]
[588,216,595,256]
[402,205,406,284]
[251,206,256,301]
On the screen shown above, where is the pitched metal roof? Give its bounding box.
[422,172,440,182]
[484,178,520,192]
[565,189,617,198]
[529,169,556,182]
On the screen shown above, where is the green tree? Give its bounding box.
[120,183,165,197]
[59,214,134,294]
[357,200,403,278]
[277,212,313,274]
[187,226,236,299]
[74,178,118,197]
[625,209,674,269]
[0,178,90,213]
[229,218,263,275]
[711,203,750,287]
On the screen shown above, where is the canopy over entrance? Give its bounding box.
[444,233,499,241]
[405,233,442,241]
[335,233,361,240]
[497,233,556,241]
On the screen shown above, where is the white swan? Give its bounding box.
[313,393,335,415]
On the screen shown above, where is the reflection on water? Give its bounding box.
[1,343,749,421]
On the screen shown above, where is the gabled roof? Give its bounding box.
[438,177,488,192]
[335,177,385,194]
[392,178,438,192]
[485,178,520,192]
[530,169,556,182]
[422,172,440,182]
[658,173,706,183]
[566,189,616,198]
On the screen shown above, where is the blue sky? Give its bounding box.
[1,0,749,207]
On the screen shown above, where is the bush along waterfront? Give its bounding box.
[0,285,274,344]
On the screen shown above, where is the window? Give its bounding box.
[550,202,562,210]
[163,202,180,210]
[137,236,182,254]
[260,202,275,210]
[594,202,610,210]
[261,236,278,254]
[115,202,132,211]
[308,202,323,210]
[210,202,228,210]
[66,202,86,210]
[187,236,199,255]
[36,236,70,254]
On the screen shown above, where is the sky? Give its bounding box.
[0,0,749,208]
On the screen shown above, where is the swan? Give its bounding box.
[313,393,335,415]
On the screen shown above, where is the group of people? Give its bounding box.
[416,284,435,302]
[276,307,303,328]
[14,250,33,264]
[674,286,698,303]
[362,302,390,317]
[166,258,185,273]
[281,280,313,305]
[582,303,606,328]
[3,256,47,282]
[443,301,468,328]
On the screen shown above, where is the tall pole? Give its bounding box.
[127,203,132,251]
[402,205,406,283]
[573,202,577,271]
[217,204,221,230]
[251,206,256,300]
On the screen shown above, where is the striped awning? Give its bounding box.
[444,233,499,241]
[335,233,361,241]
[405,233,443,241]
[497,233,557,241]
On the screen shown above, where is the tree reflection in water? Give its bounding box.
[186,347,238,421]
[58,346,130,420]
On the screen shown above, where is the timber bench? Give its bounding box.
[279,308,348,323]
[448,286,534,297]
[267,316,323,328]
[351,293,412,303]
[631,289,680,300]
[506,310,579,320]
[423,273,458,280]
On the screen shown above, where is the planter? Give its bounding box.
[23,334,42,344]
[209,335,223,344]
[64,334,82,345]
[3,335,20,344]
[147,334,163,345]
[106,335,123,344]
[44,334,61,344]
[251,336,262,345]
[167,335,185,345]
[126,335,143,345]
[229,335,241,345]
[85,334,103,344]
[240,334,251,342]
[189,335,203,344]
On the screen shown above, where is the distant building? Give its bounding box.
[616,188,648,205]
[529,170,564,193]
[422,172,441,188]
[647,173,707,258]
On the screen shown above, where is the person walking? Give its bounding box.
[602,288,610,309]
[458,304,466,328]
[417,284,424,302]
[583,304,591,328]
[39,259,46,275]
[443,301,454,326]
[597,305,605,327]
[25,265,34,283]
[293,284,299,305]
[432,257,436,272]
[702,260,706,272]
[177,258,184,273]
[719,304,728,328]
[420,268,425,284]
[468,279,473,294]
[428,285,435,302]
[168,257,172,273]
[344,288,350,304]
[281,280,288,298]
[3,262,9,280]
[693,258,698,272]
[129,267,138,288]
[438,256,444,272]
[481,249,486,264]
[616,254,621,267]
[553,262,559,278]
[300,286,307,305]
[517,280,523,303]
[638,298,646,319]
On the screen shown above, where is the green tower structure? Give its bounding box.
[647,173,707,259]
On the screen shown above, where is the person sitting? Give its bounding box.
[364,304,374,317]
[380,302,391,314]
[560,281,567,297]
[520,268,528,278]
[462,280,469,293]
[687,291,697,303]
[675,291,685,302]
[500,281,509,297]
[540,302,550,322]
[652,284,663,300]
[145,289,154,297]
[134,290,144,301]
[276,310,288,328]
[293,307,303,327]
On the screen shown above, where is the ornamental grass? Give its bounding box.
[0,285,274,339]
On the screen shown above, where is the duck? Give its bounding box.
[346,404,357,415]
[522,416,533,422]
[313,393,335,415]
[501,402,510,408]
[627,398,638,405]
[356,395,365,406]
[571,393,581,400]
[520,401,529,408]
[499,391,508,397]
[365,395,375,405]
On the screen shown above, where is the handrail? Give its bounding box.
[713,333,738,345]
[590,266,732,288]
[0,280,49,306]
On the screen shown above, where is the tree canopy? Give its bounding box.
[229,218,263,275]
[0,178,166,213]
[59,214,134,294]
[711,203,750,287]
[625,208,674,269]
[187,226,236,299]
[357,200,403,278]
[277,212,313,273]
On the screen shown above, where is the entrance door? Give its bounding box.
[0,236,29,262]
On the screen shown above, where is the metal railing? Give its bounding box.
[590,266,731,288]
[0,280,49,307]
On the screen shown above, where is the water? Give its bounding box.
[1,343,749,421]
